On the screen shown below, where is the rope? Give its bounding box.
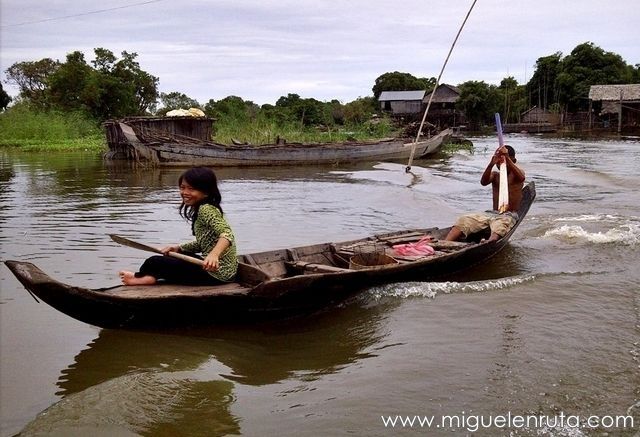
[406,0,478,172]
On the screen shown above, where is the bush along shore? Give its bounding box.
[0,102,476,154]
[0,105,105,151]
[1,106,405,151]
[211,114,398,145]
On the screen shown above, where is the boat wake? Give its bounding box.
[543,224,640,245]
[367,274,536,300]
[553,213,638,222]
[365,267,615,301]
[529,213,640,246]
[545,214,639,244]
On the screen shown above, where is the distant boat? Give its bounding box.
[5,183,535,329]
[103,117,452,166]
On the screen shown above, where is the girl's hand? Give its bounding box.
[203,252,220,271]
[160,245,181,254]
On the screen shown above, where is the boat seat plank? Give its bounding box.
[336,241,387,253]
[385,253,430,262]
[243,254,259,266]
[429,240,472,249]
[237,262,272,284]
[289,243,332,258]
[376,232,427,244]
[286,261,351,274]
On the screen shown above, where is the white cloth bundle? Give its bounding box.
[498,162,509,213]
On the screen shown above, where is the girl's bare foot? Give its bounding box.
[118,270,157,286]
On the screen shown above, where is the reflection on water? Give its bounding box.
[58,305,388,394]
[21,304,389,436]
[2,136,640,436]
[21,374,239,436]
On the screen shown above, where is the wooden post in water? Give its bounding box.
[618,90,623,134]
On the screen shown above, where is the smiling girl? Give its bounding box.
[118,167,238,286]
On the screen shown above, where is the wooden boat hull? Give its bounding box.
[107,122,452,166]
[6,183,535,329]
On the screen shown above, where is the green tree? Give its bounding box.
[46,51,93,112]
[109,50,159,114]
[92,47,118,72]
[5,58,60,108]
[372,72,436,100]
[498,76,526,123]
[83,48,137,119]
[204,96,259,122]
[5,49,158,119]
[81,69,133,119]
[343,97,376,124]
[526,52,562,110]
[157,91,200,115]
[257,103,290,126]
[556,42,634,112]
[456,81,501,129]
[327,99,345,125]
[0,83,11,111]
[275,93,330,126]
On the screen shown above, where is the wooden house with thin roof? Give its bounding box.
[588,84,640,132]
[378,90,426,116]
[378,84,464,127]
[502,106,560,133]
[422,84,464,127]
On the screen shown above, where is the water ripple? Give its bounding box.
[367,274,537,300]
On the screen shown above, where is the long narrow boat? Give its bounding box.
[105,120,452,166]
[5,183,535,329]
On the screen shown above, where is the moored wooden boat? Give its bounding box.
[5,183,535,329]
[104,119,452,166]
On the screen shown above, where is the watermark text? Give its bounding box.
[380,411,635,432]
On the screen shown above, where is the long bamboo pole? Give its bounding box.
[406,0,478,172]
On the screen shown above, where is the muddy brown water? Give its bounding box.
[1,135,639,436]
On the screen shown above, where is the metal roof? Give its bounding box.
[589,84,640,101]
[378,90,426,101]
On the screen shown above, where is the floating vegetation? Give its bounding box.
[440,139,475,154]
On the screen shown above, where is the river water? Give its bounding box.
[0,135,638,436]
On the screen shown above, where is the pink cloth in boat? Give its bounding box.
[392,237,435,257]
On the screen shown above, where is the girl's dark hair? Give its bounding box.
[178,167,223,234]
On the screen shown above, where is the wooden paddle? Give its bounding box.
[494,113,509,213]
[109,234,204,266]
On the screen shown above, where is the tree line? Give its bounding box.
[2,42,638,130]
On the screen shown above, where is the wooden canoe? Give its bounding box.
[105,121,452,166]
[5,183,535,329]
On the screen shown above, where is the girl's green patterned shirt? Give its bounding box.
[179,204,238,281]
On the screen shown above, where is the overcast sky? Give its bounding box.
[1,0,639,106]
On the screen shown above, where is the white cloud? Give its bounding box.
[1,0,639,105]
